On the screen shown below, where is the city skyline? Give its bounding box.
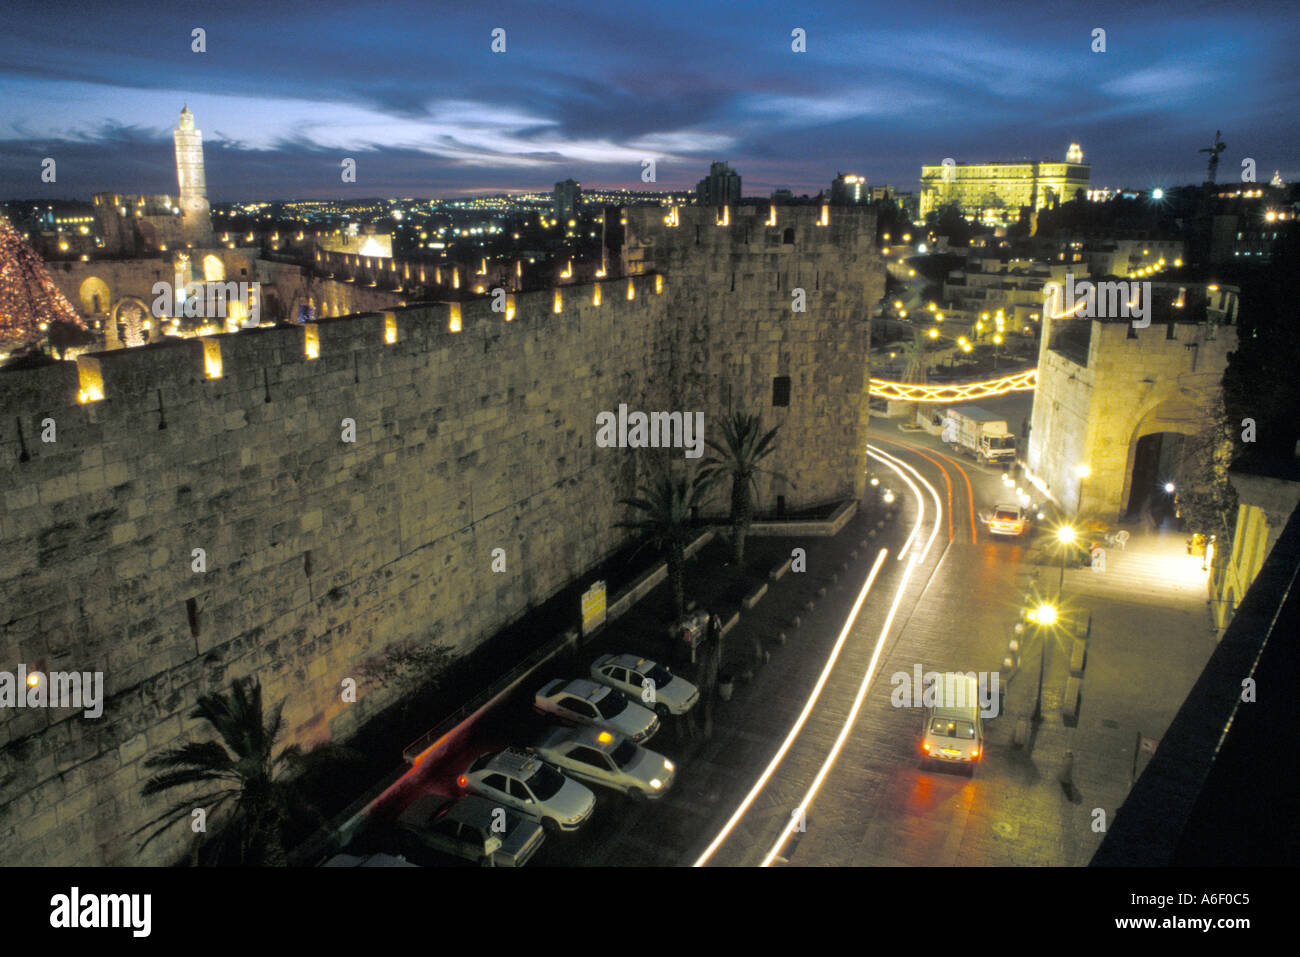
[2,0,1298,200]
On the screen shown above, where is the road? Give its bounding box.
[354,392,1112,867]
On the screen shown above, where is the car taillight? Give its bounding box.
[457,775,468,788]
[922,743,931,753]
[970,748,979,759]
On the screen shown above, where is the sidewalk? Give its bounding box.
[1006,522,1219,864]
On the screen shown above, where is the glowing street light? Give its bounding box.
[1029,601,1058,722]
[1164,482,1176,494]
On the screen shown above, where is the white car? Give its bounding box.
[590,654,699,717]
[985,504,1028,537]
[459,748,595,833]
[534,678,660,742]
[532,726,676,801]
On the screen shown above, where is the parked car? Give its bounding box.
[321,852,419,867]
[534,678,660,742]
[459,747,596,833]
[590,654,699,717]
[532,725,675,801]
[395,793,545,867]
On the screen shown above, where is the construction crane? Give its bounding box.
[1200,130,1226,185]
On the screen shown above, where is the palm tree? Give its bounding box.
[136,677,315,866]
[699,412,790,566]
[618,469,714,620]
[900,326,925,383]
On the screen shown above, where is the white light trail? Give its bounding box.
[692,547,888,867]
[762,446,946,866]
[869,445,943,564]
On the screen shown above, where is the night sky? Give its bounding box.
[2,0,1296,201]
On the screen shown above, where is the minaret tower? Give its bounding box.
[173,106,213,246]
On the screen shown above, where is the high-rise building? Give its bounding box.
[173,106,213,246]
[830,173,868,205]
[696,162,741,206]
[919,144,1090,226]
[553,179,581,222]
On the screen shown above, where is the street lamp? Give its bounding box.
[1056,524,1076,599]
[1028,602,1057,723]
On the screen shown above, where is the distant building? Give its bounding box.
[93,107,215,255]
[696,162,741,206]
[173,107,213,247]
[920,144,1091,226]
[830,173,868,205]
[869,185,896,203]
[1206,182,1294,264]
[552,179,581,222]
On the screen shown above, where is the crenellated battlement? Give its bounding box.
[0,271,668,417]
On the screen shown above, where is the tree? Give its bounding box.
[899,326,926,383]
[618,469,714,620]
[0,215,86,352]
[136,677,327,866]
[699,412,790,566]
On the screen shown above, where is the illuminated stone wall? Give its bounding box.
[0,204,880,865]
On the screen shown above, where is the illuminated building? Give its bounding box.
[173,107,214,246]
[919,144,1090,226]
[830,173,868,205]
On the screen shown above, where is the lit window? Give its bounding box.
[203,339,222,378]
[77,359,104,403]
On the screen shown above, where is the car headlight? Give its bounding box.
[663,760,674,772]
[650,779,663,789]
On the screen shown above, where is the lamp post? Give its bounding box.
[1075,463,1090,517]
[1030,602,1057,723]
[1056,524,1076,600]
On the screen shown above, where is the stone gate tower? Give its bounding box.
[1026,282,1238,523]
[173,106,213,246]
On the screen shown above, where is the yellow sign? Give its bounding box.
[581,581,607,635]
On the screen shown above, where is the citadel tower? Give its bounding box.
[173,106,213,246]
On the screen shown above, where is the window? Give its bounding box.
[783,228,795,244]
[569,747,607,769]
[508,779,532,801]
[561,696,596,718]
[772,376,791,407]
[482,773,509,793]
[607,667,627,684]
[594,692,628,719]
[929,718,976,739]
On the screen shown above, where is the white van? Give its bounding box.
[920,672,984,772]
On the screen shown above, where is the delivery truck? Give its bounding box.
[943,405,1017,464]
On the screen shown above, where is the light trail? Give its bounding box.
[869,444,943,564]
[881,441,952,544]
[691,547,889,867]
[693,443,943,867]
[871,447,925,563]
[761,444,946,866]
[927,446,980,544]
[869,368,1037,403]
